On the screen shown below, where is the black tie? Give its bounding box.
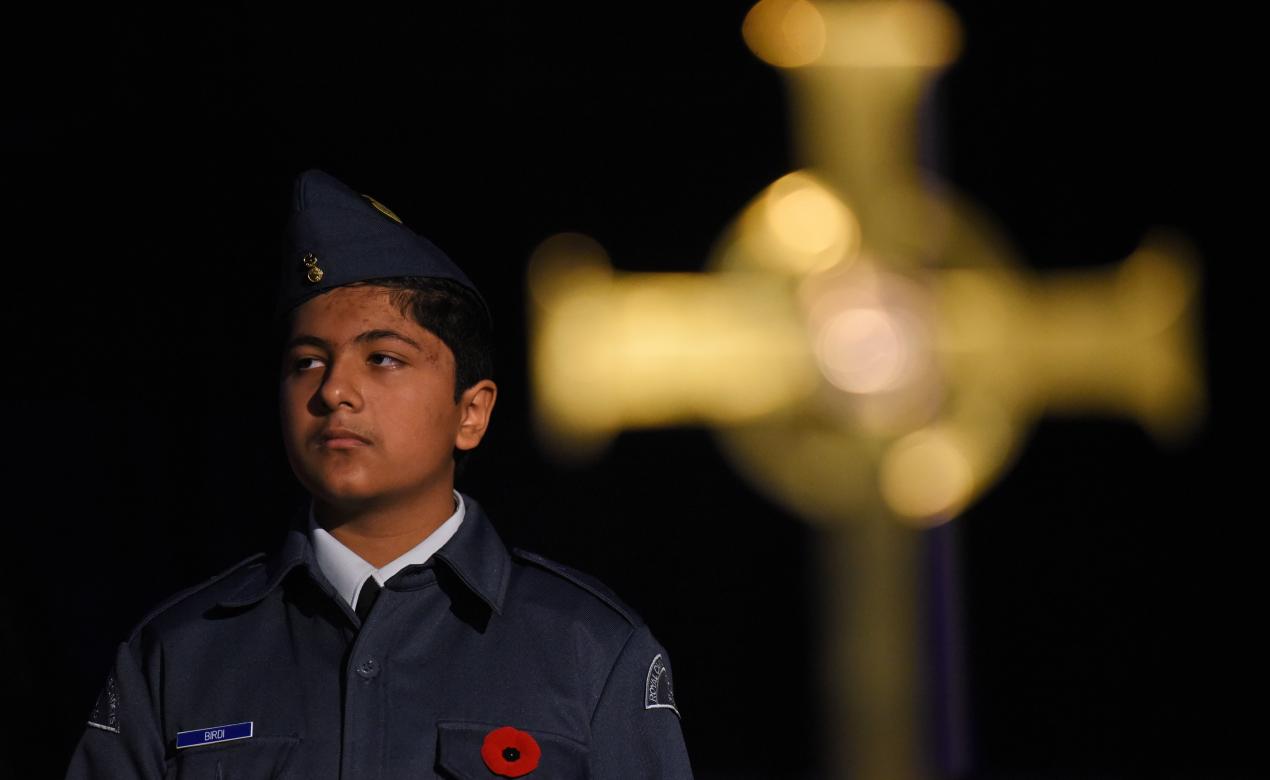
[355,576,381,623]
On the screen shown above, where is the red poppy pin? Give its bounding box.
[480,726,541,777]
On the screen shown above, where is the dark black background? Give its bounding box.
[2,2,1252,778]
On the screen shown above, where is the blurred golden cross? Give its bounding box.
[527,2,1202,777]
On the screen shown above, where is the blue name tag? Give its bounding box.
[175,721,254,749]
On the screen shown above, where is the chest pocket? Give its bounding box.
[436,721,588,779]
[164,736,301,780]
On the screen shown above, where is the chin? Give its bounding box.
[318,478,380,500]
[302,469,383,506]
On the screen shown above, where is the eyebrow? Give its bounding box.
[285,329,424,353]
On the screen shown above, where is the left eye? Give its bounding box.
[370,354,402,367]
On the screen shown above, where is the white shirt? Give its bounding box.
[308,491,466,612]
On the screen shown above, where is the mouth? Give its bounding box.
[316,428,373,448]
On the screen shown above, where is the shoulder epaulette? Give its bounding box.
[511,548,643,627]
[126,553,267,640]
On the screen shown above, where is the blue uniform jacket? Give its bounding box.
[66,495,693,779]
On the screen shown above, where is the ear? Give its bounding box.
[454,379,498,451]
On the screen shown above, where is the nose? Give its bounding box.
[315,355,364,412]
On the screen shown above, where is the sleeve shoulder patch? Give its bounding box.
[644,653,680,718]
[86,670,121,734]
[510,548,642,627]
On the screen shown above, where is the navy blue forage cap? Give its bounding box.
[276,169,487,321]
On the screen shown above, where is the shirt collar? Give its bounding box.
[309,490,466,611]
[218,491,509,614]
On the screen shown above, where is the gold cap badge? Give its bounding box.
[301,252,324,284]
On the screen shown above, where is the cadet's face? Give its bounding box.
[278,286,467,509]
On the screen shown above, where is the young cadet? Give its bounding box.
[66,170,693,779]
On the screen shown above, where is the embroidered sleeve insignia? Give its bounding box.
[644,653,680,717]
[86,671,120,734]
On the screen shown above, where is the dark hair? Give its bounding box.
[358,276,494,401]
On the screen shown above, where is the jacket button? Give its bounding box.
[355,658,379,679]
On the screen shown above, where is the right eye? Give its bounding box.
[293,356,325,371]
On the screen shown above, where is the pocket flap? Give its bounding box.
[167,735,301,779]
